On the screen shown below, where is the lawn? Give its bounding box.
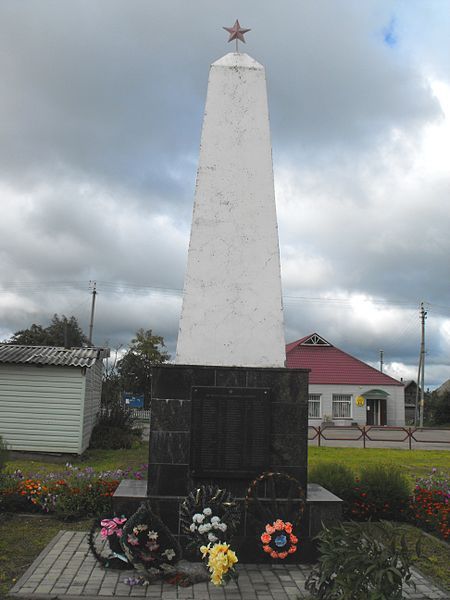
[0,514,92,598]
[6,444,449,481]
[308,447,450,483]
[5,442,149,476]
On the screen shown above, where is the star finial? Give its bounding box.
[223,20,251,52]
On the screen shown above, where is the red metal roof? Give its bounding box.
[286,333,402,386]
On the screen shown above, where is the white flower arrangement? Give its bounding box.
[189,508,228,545]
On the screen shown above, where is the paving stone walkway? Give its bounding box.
[8,531,449,599]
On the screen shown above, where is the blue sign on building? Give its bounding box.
[123,392,144,408]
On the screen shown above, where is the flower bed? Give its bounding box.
[410,469,449,541]
[0,463,147,518]
[309,463,449,542]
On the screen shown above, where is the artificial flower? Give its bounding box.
[162,548,176,561]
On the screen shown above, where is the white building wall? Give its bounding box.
[82,361,103,452]
[308,383,405,427]
[0,364,84,453]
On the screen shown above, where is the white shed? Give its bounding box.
[0,345,109,454]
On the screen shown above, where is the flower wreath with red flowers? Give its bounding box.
[260,519,298,559]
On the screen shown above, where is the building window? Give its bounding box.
[332,394,352,419]
[308,394,321,418]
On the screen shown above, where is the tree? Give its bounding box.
[5,314,89,347]
[425,390,450,426]
[116,329,169,406]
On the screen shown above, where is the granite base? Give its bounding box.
[113,480,342,563]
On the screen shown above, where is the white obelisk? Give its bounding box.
[176,40,285,367]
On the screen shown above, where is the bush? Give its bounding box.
[0,470,34,512]
[89,403,141,449]
[308,463,355,515]
[305,521,419,600]
[410,469,449,540]
[89,425,136,450]
[350,465,410,521]
[0,435,8,472]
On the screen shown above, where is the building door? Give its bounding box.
[379,398,387,426]
[366,399,379,425]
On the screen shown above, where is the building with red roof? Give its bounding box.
[286,333,405,426]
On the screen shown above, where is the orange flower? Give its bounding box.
[265,524,275,535]
[261,533,271,544]
[278,551,288,559]
[270,551,278,559]
[290,534,298,544]
[288,545,297,554]
[284,522,293,534]
[263,545,272,553]
[274,519,284,531]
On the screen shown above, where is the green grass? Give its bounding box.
[408,529,450,591]
[359,522,450,592]
[7,444,449,481]
[5,442,149,476]
[308,447,450,483]
[0,514,93,598]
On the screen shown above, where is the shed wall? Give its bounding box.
[82,361,103,452]
[0,364,84,453]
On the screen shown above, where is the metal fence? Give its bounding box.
[308,425,450,449]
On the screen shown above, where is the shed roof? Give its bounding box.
[0,345,110,368]
[286,333,402,386]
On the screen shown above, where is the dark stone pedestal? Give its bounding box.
[113,363,342,562]
[148,364,310,497]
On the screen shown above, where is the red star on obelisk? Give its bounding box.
[223,19,251,52]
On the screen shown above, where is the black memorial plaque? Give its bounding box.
[191,386,270,478]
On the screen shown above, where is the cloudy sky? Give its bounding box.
[1,1,449,388]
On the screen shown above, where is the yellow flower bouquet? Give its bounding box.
[200,542,238,586]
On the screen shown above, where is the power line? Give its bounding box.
[1,280,449,314]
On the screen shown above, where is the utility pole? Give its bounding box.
[419,302,427,428]
[414,352,422,426]
[379,349,384,373]
[88,281,97,346]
